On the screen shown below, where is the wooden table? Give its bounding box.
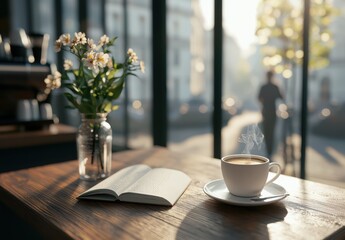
[0,147,344,239]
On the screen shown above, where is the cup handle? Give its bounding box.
[265,162,281,185]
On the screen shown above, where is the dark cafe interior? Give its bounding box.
[0,0,345,239]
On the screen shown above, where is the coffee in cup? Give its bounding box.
[221,154,281,197]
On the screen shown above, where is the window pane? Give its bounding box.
[31,0,56,64]
[127,0,152,149]
[222,0,300,178]
[307,0,345,188]
[222,0,273,160]
[62,0,79,34]
[52,0,80,128]
[105,0,152,149]
[222,0,344,188]
[167,0,213,156]
[87,0,103,38]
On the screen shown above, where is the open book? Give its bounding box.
[77,164,191,206]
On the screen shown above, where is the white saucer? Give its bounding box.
[203,179,288,206]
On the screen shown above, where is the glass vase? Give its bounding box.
[77,113,112,181]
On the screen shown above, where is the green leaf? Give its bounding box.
[73,69,79,77]
[109,83,124,100]
[64,92,81,110]
[115,63,124,70]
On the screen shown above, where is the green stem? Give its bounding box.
[91,123,104,170]
[91,124,96,165]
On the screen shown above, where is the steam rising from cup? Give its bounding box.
[238,124,264,154]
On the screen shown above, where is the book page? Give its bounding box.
[78,164,151,199]
[119,168,191,206]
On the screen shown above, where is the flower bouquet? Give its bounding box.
[45,32,144,180]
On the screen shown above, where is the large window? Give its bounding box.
[219,0,345,188]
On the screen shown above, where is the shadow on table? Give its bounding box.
[176,200,288,240]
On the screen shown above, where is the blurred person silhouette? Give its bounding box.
[258,70,284,160]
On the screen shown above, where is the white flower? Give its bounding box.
[127,48,138,63]
[59,33,71,46]
[44,74,54,86]
[72,32,87,46]
[63,59,73,70]
[55,39,62,52]
[99,34,110,46]
[53,71,62,88]
[83,50,106,74]
[96,52,110,68]
[87,38,97,50]
[44,71,61,90]
[127,48,134,55]
[107,58,114,69]
[54,71,62,80]
[45,32,145,115]
[83,50,96,69]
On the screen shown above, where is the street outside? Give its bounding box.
[126,110,345,188]
[169,111,345,189]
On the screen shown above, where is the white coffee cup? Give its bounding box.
[221,154,281,197]
[40,103,53,120]
[16,99,32,121]
[30,99,40,120]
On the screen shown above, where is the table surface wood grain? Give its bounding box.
[0,147,344,239]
